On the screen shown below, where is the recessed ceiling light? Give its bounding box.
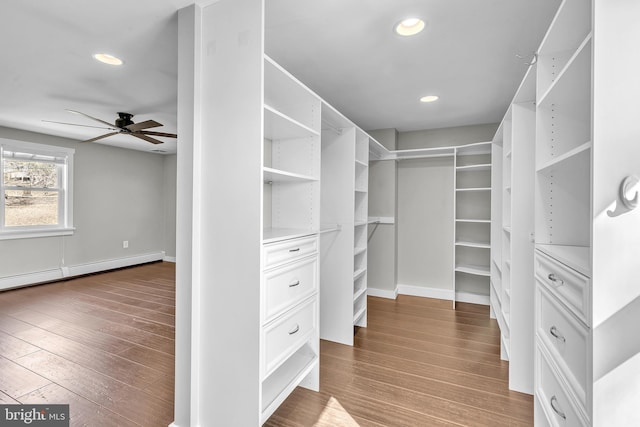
[395,18,425,36]
[420,95,439,103]
[93,53,123,66]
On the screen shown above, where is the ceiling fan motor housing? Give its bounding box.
[116,112,135,129]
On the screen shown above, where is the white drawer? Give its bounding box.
[535,251,590,323]
[537,284,589,406]
[263,255,317,323]
[263,236,318,269]
[536,345,588,427]
[263,297,317,378]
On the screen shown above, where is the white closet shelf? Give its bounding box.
[490,279,502,301]
[354,188,367,193]
[353,268,367,280]
[537,0,591,64]
[456,187,491,192]
[536,244,591,277]
[383,146,455,160]
[261,343,318,421]
[456,163,491,171]
[455,264,490,276]
[492,258,502,275]
[456,219,491,224]
[264,104,320,140]
[263,167,318,183]
[319,224,341,234]
[354,220,368,227]
[368,217,394,225]
[501,335,511,359]
[503,226,511,233]
[354,246,367,256]
[263,228,317,244]
[353,306,367,324]
[456,141,492,156]
[538,34,592,108]
[355,159,368,167]
[536,141,591,174]
[455,240,490,249]
[353,287,367,302]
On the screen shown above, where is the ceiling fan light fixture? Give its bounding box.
[420,95,439,103]
[93,53,123,66]
[395,18,425,36]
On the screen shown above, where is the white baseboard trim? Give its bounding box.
[392,283,489,306]
[0,251,165,291]
[397,283,454,301]
[366,287,398,300]
[163,256,176,263]
[455,291,490,305]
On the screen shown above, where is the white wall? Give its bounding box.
[395,124,497,293]
[367,129,397,295]
[0,126,176,286]
[399,123,498,149]
[163,154,177,259]
[397,157,454,291]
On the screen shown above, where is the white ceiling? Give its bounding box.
[0,1,559,154]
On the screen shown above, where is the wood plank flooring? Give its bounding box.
[0,262,175,427]
[0,262,532,426]
[267,297,533,427]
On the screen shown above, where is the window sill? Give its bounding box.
[0,227,75,240]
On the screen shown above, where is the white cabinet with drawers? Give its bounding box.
[530,0,640,424]
[486,0,640,424]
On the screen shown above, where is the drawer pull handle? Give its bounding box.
[289,248,300,253]
[550,396,566,420]
[547,273,564,285]
[289,280,300,288]
[288,324,300,335]
[550,326,566,343]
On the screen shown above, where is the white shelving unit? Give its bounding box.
[487,0,640,424]
[491,61,537,394]
[180,1,640,425]
[453,142,492,308]
[533,1,592,425]
[353,130,369,327]
[319,103,370,346]
[260,56,321,424]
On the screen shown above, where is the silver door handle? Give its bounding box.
[550,396,566,420]
[289,280,300,287]
[550,326,566,343]
[288,324,300,335]
[547,273,564,285]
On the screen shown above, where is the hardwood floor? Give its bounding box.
[0,262,175,426]
[0,263,532,426]
[267,297,533,427]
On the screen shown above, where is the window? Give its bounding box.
[0,138,74,239]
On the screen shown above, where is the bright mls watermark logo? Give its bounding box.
[0,405,69,426]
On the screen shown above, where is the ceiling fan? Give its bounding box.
[44,110,177,145]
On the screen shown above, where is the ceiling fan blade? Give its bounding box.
[131,133,163,145]
[125,120,162,132]
[65,109,115,128]
[82,132,120,143]
[42,120,118,131]
[139,130,177,138]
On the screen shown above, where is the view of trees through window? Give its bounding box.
[3,159,59,226]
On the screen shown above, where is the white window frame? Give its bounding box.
[0,138,75,240]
